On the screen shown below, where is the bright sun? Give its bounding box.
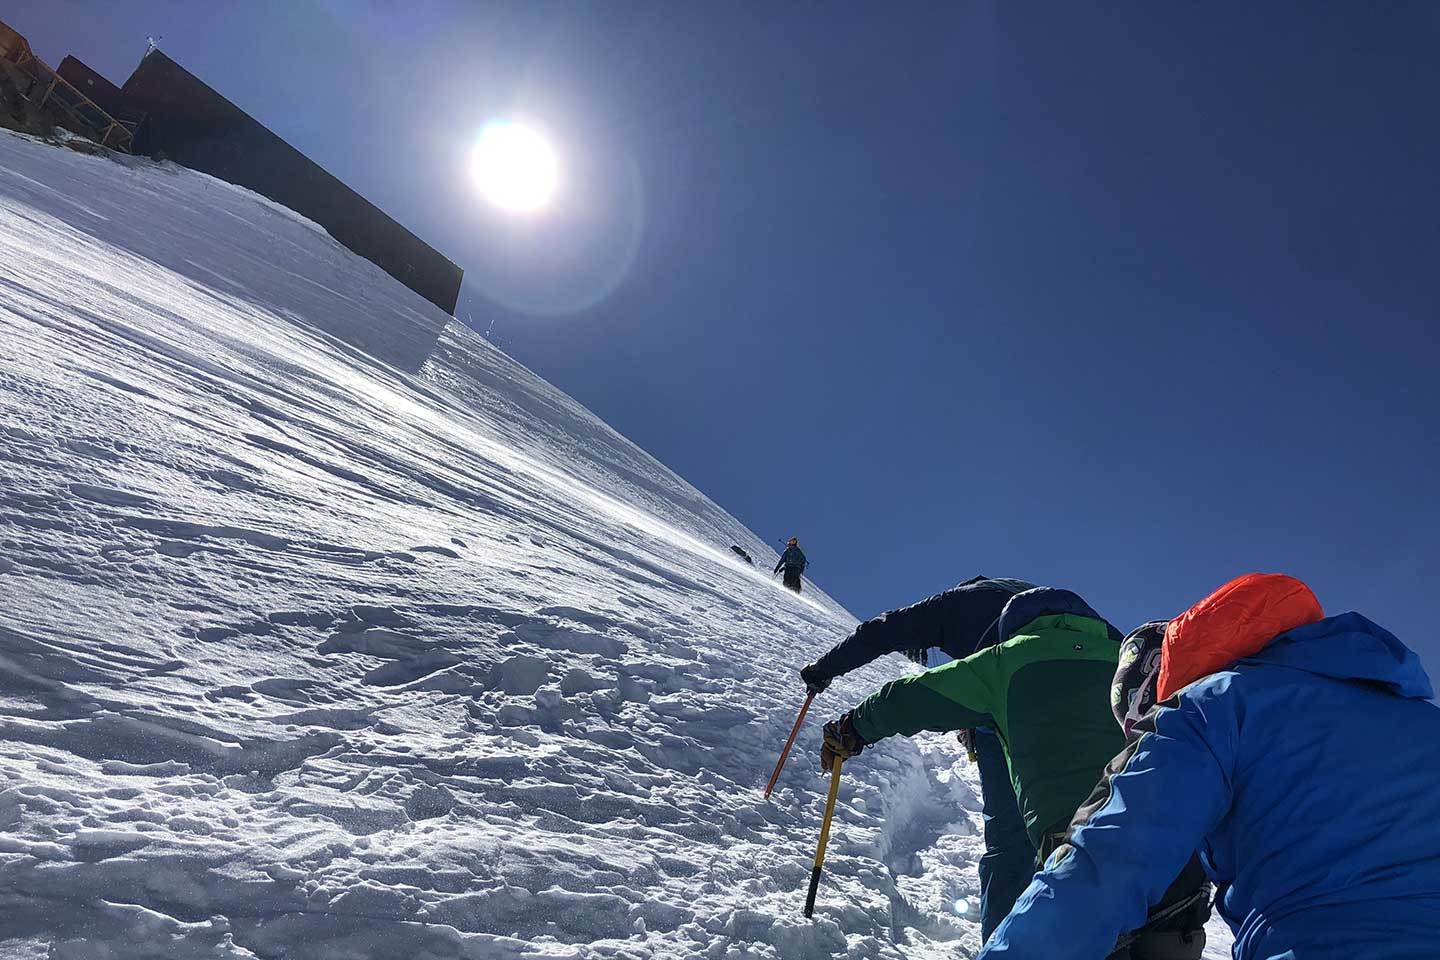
[470,121,559,213]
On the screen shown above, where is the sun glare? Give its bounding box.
[471,121,559,214]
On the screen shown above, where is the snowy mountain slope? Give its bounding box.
[0,129,1002,960]
[0,130,1232,960]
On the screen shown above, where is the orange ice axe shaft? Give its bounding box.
[762,690,815,799]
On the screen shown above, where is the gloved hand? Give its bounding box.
[800,662,831,695]
[903,648,930,667]
[820,713,866,771]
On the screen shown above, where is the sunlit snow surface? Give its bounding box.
[0,131,1230,960]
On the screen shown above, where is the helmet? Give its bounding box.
[787,537,798,546]
[1112,620,1167,740]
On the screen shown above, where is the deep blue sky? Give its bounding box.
[14,3,1439,669]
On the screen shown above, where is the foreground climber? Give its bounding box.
[818,586,1125,939]
[1101,621,1211,959]
[799,576,1038,940]
[982,573,1440,960]
[774,537,808,592]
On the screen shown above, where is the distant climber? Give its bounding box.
[982,573,1440,960]
[730,544,754,565]
[799,576,1039,941]
[774,537,807,593]
[817,586,1126,947]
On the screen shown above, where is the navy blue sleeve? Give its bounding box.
[811,587,983,679]
[979,689,1235,959]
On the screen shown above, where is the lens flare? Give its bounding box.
[470,121,559,213]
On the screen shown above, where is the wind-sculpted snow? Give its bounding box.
[0,131,1231,960]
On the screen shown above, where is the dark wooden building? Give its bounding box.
[0,23,138,152]
[58,55,137,124]
[119,50,462,316]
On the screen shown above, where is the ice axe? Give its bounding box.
[803,753,844,918]
[958,727,978,763]
[762,690,814,799]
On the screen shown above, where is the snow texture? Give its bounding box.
[0,130,1231,960]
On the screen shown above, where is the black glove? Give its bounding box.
[820,713,866,770]
[800,662,831,695]
[903,648,930,667]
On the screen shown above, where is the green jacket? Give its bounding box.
[851,610,1123,847]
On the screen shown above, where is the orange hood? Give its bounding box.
[1157,573,1324,701]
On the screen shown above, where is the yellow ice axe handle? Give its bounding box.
[803,754,844,918]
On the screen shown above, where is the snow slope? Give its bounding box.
[0,130,987,960]
[0,130,1231,960]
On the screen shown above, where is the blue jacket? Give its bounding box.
[774,546,808,574]
[981,612,1440,960]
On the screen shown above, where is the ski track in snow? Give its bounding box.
[0,130,1231,960]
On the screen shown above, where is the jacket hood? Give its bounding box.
[1157,573,1324,701]
[1248,612,1435,700]
[995,586,1120,646]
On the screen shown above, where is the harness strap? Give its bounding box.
[1111,888,1211,951]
